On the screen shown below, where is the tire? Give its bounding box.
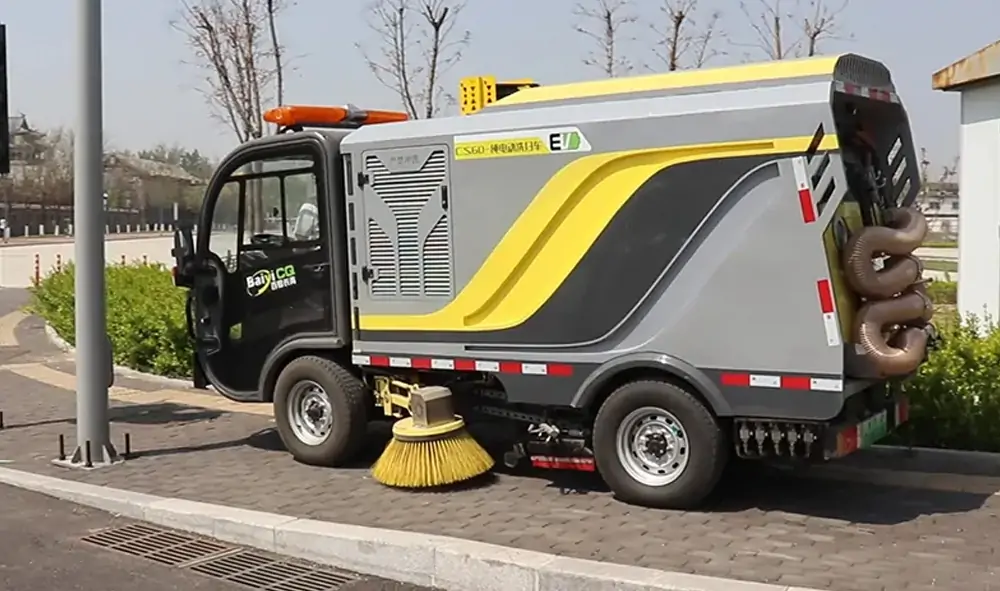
[593,379,727,510]
[273,355,370,467]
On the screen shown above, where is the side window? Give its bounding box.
[208,181,241,272]
[235,156,321,252]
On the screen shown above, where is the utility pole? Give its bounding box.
[63,0,117,468]
[1,23,11,242]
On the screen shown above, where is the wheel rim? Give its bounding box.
[287,380,333,446]
[615,406,689,487]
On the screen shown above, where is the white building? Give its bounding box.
[933,40,1000,320]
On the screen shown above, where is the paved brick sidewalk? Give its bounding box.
[2,296,1000,590]
[3,372,1000,590]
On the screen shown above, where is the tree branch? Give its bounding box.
[572,0,638,77]
[356,0,470,119]
[650,0,723,71]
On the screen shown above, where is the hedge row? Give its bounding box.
[29,268,996,452]
[28,261,194,379]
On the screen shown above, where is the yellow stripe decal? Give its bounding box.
[490,55,843,108]
[360,134,839,332]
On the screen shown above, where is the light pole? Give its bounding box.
[62,0,117,468]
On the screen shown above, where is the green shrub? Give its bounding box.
[926,280,957,305]
[897,310,1000,452]
[28,261,194,379]
[21,260,1000,454]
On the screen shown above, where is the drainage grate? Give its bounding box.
[190,550,357,590]
[83,524,358,591]
[82,523,233,567]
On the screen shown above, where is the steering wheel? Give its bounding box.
[249,233,286,247]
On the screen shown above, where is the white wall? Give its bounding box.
[957,82,1000,321]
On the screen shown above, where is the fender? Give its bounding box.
[571,352,733,416]
[257,334,347,401]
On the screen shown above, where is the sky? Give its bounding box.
[2,0,997,169]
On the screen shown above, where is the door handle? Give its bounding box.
[302,263,329,273]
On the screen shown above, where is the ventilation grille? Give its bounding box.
[365,149,452,298]
[367,218,396,297]
[805,124,839,215]
[834,55,894,90]
[887,135,915,205]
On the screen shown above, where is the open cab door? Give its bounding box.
[177,133,348,402]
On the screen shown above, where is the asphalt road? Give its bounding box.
[0,483,440,591]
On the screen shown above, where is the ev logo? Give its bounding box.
[245,264,297,297]
[546,127,591,153]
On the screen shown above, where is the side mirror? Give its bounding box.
[171,225,196,288]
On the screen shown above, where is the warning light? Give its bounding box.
[262,105,408,129]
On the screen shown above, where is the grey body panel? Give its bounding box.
[337,73,873,420]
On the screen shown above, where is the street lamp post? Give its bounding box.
[62,0,117,468]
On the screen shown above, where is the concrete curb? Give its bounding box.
[43,323,196,390]
[0,467,818,591]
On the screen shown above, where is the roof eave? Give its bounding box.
[933,39,1000,91]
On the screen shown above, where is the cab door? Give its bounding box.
[190,136,341,401]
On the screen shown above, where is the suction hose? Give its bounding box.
[842,207,928,300]
[854,285,934,378]
[842,207,933,378]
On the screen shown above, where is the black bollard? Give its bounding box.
[84,440,92,468]
[123,433,131,459]
[58,434,65,461]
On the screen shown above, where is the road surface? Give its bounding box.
[0,232,239,288]
[0,483,439,591]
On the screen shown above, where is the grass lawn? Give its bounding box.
[924,259,958,273]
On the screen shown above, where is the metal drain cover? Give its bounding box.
[81,523,232,566]
[82,523,358,590]
[192,551,356,590]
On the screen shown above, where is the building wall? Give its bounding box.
[957,82,1000,319]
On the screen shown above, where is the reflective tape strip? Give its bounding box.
[352,354,574,376]
[816,278,842,347]
[834,81,900,104]
[791,156,816,223]
[721,372,843,392]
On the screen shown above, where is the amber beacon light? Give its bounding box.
[262,105,409,129]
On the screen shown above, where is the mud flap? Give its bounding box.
[822,395,909,460]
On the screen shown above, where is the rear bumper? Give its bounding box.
[823,394,909,460]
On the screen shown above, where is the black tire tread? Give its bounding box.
[593,379,727,510]
[274,355,370,467]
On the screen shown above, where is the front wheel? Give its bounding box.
[273,355,369,467]
[593,379,727,510]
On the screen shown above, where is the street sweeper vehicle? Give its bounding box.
[171,52,937,510]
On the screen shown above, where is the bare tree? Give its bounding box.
[735,0,849,61]
[357,0,471,119]
[651,0,723,71]
[798,0,850,57]
[174,0,290,142]
[573,0,638,77]
[173,0,292,232]
[266,0,286,107]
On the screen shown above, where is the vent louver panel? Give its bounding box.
[364,149,452,298]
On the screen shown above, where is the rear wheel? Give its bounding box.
[593,379,727,509]
[274,355,369,467]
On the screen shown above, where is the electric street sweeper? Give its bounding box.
[171,53,937,510]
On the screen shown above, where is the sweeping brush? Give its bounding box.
[371,385,494,488]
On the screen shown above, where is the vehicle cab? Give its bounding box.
[171,106,406,402]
